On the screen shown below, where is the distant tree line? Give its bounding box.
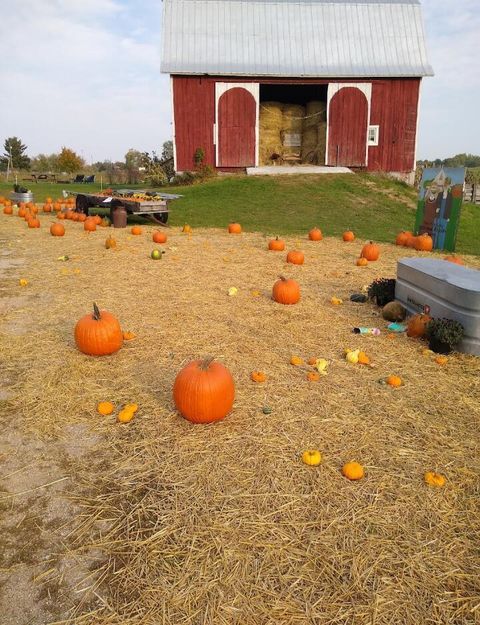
[0,136,175,185]
[417,153,480,168]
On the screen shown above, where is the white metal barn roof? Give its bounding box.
[161,0,433,78]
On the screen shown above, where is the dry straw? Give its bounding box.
[1,210,479,624]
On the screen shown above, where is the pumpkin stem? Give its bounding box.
[92,302,101,321]
[278,275,287,281]
[199,356,215,370]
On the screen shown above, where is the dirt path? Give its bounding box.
[0,242,102,624]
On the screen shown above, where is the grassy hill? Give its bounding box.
[1,173,478,255]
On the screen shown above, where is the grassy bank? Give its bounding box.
[1,173,478,254]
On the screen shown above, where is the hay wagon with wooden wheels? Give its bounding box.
[67,189,182,226]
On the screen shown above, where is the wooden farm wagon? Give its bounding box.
[69,190,182,225]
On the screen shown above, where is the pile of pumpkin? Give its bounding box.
[396,230,464,264]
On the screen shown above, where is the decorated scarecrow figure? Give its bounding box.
[420,168,453,249]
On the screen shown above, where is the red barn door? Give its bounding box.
[218,88,256,167]
[328,87,368,167]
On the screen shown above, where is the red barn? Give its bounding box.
[161,0,433,183]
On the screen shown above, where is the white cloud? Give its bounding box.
[416,0,480,158]
[0,0,170,162]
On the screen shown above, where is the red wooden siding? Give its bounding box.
[173,77,215,171]
[172,76,421,173]
[218,88,256,167]
[328,87,368,167]
[368,79,420,172]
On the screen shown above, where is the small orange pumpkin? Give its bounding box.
[123,331,136,340]
[173,357,235,424]
[92,215,102,225]
[228,223,242,234]
[286,250,304,265]
[105,235,117,249]
[395,231,411,246]
[356,257,368,266]
[97,401,115,416]
[415,233,433,252]
[290,356,304,366]
[57,212,66,220]
[361,241,380,261]
[424,471,446,487]
[272,276,300,305]
[3,205,13,215]
[77,213,87,222]
[406,313,432,338]
[342,230,355,242]
[50,223,65,237]
[405,233,418,248]
[43,203,52,213]
[268,236,285,251]
[84,219,97,232]
[153,230,167,244]
[131,226,143,235]
[444,255,463,265]
[386,375,402,387]
[28,217,40,228]
[307,371,320,382]
[251,371,267,382]
[342,461,365,481]
[308,227,323,241]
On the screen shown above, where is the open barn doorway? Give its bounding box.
[259,84,328,166]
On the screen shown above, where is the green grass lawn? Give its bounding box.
[1,174,478,255]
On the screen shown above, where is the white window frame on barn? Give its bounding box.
[368,125,380,147]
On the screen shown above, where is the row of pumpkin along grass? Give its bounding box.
[1,200,450,487]
[1,194,467,267]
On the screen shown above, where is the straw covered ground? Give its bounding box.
[1,209,480,625]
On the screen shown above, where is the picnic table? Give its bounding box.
[22,174,57,183]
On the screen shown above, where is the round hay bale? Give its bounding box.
[282,104,305,132]
[301,127,318,163]
[305,101,327,128]
[260,102,284,132]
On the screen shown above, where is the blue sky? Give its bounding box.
[0,0,478,163]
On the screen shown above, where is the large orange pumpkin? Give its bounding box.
[406,313,432,338]
[361,241,380,261]
[153,230,167,244]
[308,228,323,241]
[228,223,242,234]
[286,250,305,265]
[272,276,300,305]
[74,303,123,356]
[415,233,433,252]
[268,236,285,251]
[50,223,65,237]
[395,231,411,246]
[173,357,235,423]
